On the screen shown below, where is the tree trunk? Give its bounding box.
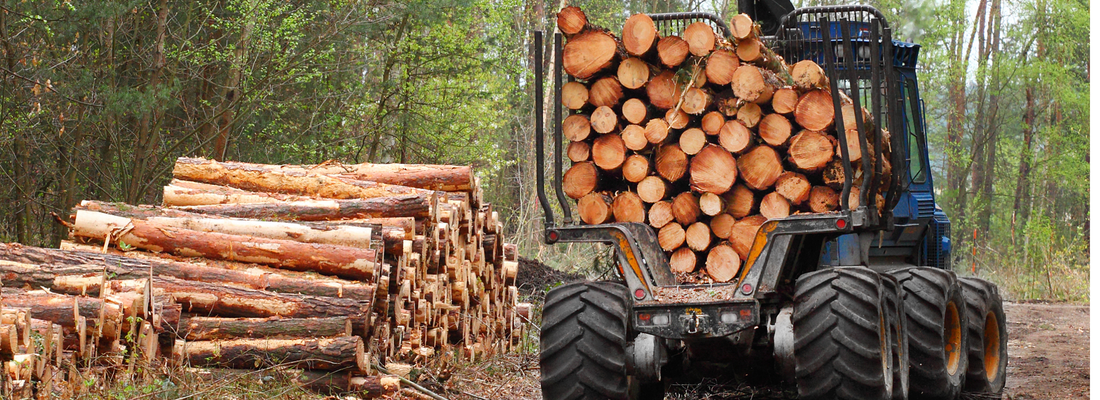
[590,106,619,134]
[611,192,645,223]
[731,65,778,104]
[164,179,313,206]
[176,158,474,193]
[689,145,738,194]
[794,90,835,131]
[622,98,648,125]
[681,88,711,115]
[679,128,708,155]
[738,146,784,190]
[790,60,829,90]
[683,22,716,56]
[1,290,123,342]
[729,215,766,260]
[178,316,352,341]
[684,222,712,252]
[669,247,696,274]
[177,194,435,221]
[760,192,791,219]
[589,77,624,107]
[293,371,402,397]
[705,49,739,85]
[173,336,367,372]
[775,172,811,205]
[759,114,793,147]
[671,192,701,226]
[701,111,726,135]
[698,192,724,216]
[567,141,591,162]
[737,102,762,129]
[719,119,752,154]
[665,107,689,129]
[658,223,686,252]
[787,131,835,172]
[172,159,436,200]
[771,88,799,115]
[644,118,671,144]
[622,14,658,56]
[709,213,736,239]
[656,36,689,68]
[562,30,618,80]
[563,114,592,142]
[72,211,381,281]
[646,71,682,110]
[617,59,651,92]
[655,145,689,182]
[563,162,599,199]
[621,154,651,183]
[724,184,757,218]
[705,243,740,282]
[0,243,376,303]
[562,81,589,110]
[1012,85,1036,239]
[809,186,840,213]
[592,131,626,171]
[556,6,588,35]
[578,193,613,225]
[648,201,674,228]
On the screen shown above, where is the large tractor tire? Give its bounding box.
[959,277,1008,394]
[889,267,968,400]
[793,267,893,400]
[540,281,646,400]
[882,275,910,400]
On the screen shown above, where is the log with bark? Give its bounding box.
[174,157,473,192]
[173,336,368,372]
[178,316,352,341]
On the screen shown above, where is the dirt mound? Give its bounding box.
[515,256,585,300]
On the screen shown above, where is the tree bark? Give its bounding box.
[177,194,435,221]
[164,180,312,206]
[73,211,381,281]
[173,336,367,372]
[178,316,351,341]
[175,158,474,192]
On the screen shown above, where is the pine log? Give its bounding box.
[669,247,697,274]
[671,192,701,225]
[788,130,835,172]
[621,155,651,183]
[567,141,591,162]
[113,275,370,323]
[701,111,725,135]
[562,30,618,80]
[790,60,829,90]
[737,146,784,190]
[294,371,402,397]
[657,36,690,68]
[842,104,875,132]
[729,215,767,260]
[145,215,375,249]
[679,128,707,155]
[724,184,757,218]
[174,157,472,193]
[705,244,741,282]
[665,107,689,129]
[578,193,613,225]
[0,244,375,302]
[838,128,867,163]
[611,192,646,223]
[794,90,835,131]
[644,118,671,144]
[177,195,434,221]
[698,192,725,216]
[658,223,686,252]
[736,102,762,128]
[1,290,123,341]
[592,133,627,171]
[556,6,588,35]
[683,22,716,56]
[72,211,381,280]
[178,316,351,341]
[730,14,757,40]
[705,49,739,85]
[163,180,312,207]
[590,106,618,134]
[622,125,649,154]
[759,114,792,147]
[775,172,811,205]
[689,145,738,194]
[646,70,682,110]
[760,192,791,219]
[709,213,736,239]
[171,161,435,201]
[647,201,675,228]
[655,145,689,182]
[589,77,624,107]
[684,222,712,252]
[173,336,366,372]
[735,38,765,63]
[771,87,799,115]
[563,162,599,199]
[622,14,659,56]
[622,98,648,124]
[808,186,840,213]
[563,114,592,142]
[562,81,589,110]
[681,87,711,115]
[731,65,778,104]
[718,119,752,154]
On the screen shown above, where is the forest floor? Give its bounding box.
[446,301,1089,400]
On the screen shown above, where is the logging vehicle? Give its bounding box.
[533,2,1008,399]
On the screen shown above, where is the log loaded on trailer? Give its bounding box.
[532,3,1007,400]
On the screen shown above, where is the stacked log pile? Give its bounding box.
[0,157,527,397]
[558,8,892,284]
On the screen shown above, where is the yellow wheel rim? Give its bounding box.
[984,311,1002,381]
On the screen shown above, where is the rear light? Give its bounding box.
[634,288,646,299]
[836,219,847,229]
[741,283,753,294]
[637,312,670,326]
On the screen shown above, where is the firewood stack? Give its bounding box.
[558,8,892,284]
[0,157,527,397]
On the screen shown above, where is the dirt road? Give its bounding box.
[449,302,1089,399]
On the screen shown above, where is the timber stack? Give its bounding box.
[558,8,892,284]
[0,157,527,398]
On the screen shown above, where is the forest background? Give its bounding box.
[0,0,1088,301]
